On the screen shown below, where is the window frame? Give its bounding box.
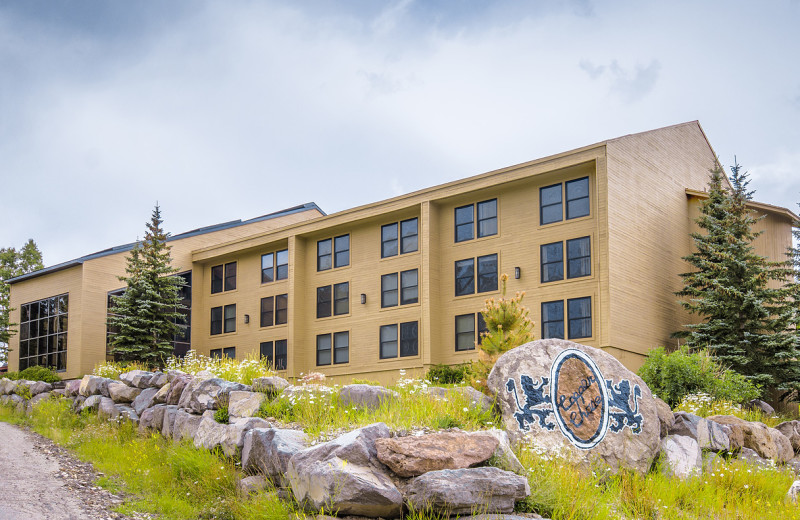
[455,313,476,351]
[454,204,474,242]
[379,324,398,359]
[381,223,399,258]
[275,294,288,325]
[210,306,223,335]
[400,269,418,305]
[565,177,590,220]
[400,218,419,254]
[211,265,224,294]
[261,248,289,284]
[541,300,565,339]
[316,285,332,319]
[223,304,236,333]
[379,321,419,359]
[476,253,498,293]
[540,241,564,283]
[381,273,399,308]
[476,199,498,238]
[540,183,563,225]
[224,262,237,291]
[318,235,350,271]
[260,296,274,327]
[333,282,349,316]
[316,331,349,366]
[567,297,592,339]
[454,258,475,296]
[566,236,591,279]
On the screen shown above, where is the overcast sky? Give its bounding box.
[2,0,799,267]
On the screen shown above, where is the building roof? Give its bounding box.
[685,189,800,222]
[7,203,325,285]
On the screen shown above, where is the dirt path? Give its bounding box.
[0,422,136,520]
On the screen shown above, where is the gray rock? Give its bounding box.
[482,429,526,474]
[237,475,269,495]
[702,451,726,474]
[194,413,229,451]
[287,422,403,517]
[746,399,775,415]
[139,404,172,433]
[26,392,52,412]
[178,377,249,414]
[423,386,495,415]
[166,374,192,405]
[488,338,660,475]
[787,480,800,504]
[376,431,499,477]
[776,421,800,454]
[79,375,112,397]
[660,435,701,480]
[707,415,792,463]
[228,391,266,419]
[669,412,730,452]
[98,397,119,419]
[116,404,139,424]
[108,381,143,403]
[152,383,171,405]
[80,394,103,412]
[119,370,155,389]
[737,447,772,468]
[0,378,15,395]
[17,380,53,397]
[149,372,168,388]
[243,428,309,481]
[64,379,82,397]
[72,395,86,412]
[167,370,185,383]
[132,387,159,415]
[251,376,291,397]
[653,397,674,438]
[193,414,270,457]
[339,384,398,411]
[172,409,204,443]
[161,405,182,439]
[405,467,530,515]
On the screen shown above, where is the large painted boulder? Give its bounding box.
[487,339,660,474]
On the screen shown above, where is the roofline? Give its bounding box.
[7,202,324,285]
[685,188,800,222]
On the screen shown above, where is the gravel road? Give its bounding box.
[0,422,138,520]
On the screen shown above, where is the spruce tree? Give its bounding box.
[108,205,186,367]
[675,162,800,391]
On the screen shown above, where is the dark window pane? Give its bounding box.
[333,331,349,364]
[382,273,398,307]
[20,322,29,341]
[566,177,590,219]
[454,205,474,242]
[455,259,475,296]
[275,339,287,371]
[455,314,475,351]
[541,242,564,283]
[400,218,418,253]
[382,223,398,258]
[275,294,288,325]
[317,239,332,271]
[59,315,68,333]
[20,340,29,358]
[477,313,488,345]
[540,184,563,225]
[334,282,349,315]
[542,301,564,339]
[317,286,332,318]
[276,249,289,280]
[400,269,418,305]
[40,300,49,318]
[210,348,222,359]
[57,295,68,314]
[224,262,237,291]
[400,321,418,357]
[30,301,39,321]
[477,254,498,293]
[334,235,350,267]
[380,324,398,359]
[29,319,38,338]
[223,347,236,359]
[567,236,591,278]
[477,199,497,238]
[568,297,592,339]
[260,296,274,327]
[224,304,236,333]
[261,253,274,283]
[317,334,331,366]
[40,317,49,336]
[211,265,224,293]
[260,341,274,367]
[211,307,223,335]
[21,304,29,323]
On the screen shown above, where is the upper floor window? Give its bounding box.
[379,321,419,359]
[211,262,237,293]
[540,177,590,225]
[318,235,350,271]
[455,199,497,243]
[541,236,591,283]
[261,249,289,283]
[381,269,418,308]
[541,301,564,339]
[381,218,419,258]
[316,331,349,366]
[261,340,287,371]
[542,297,592,339]
[211,304,236,335]
[317,282,349,318]
[260,294,288,327]
[455,254,498,296]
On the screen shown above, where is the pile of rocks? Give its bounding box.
[0,370,530,517]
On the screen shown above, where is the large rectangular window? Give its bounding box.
[316,331,349,366]
[260,296,274,327]
[455,254,498,296]
[275,294,288,325]
[317,286,332,318]
[400,269,418,305]
[210,347,236,360]
[211,262,236,293]
[381,218,419,258]
[318,235,350,271]
[568,297,592,339]
[261,249,289,284]
[541,177,590,225]
[566,177,590,219]
[455,258,475,296]
[455,199,497,242]
[210,306,223,335]
[261,339,287,371]
[567,237,591,278]
[455,314,475,351]
[317,239,332,271]
[223,304,236,333]
[454,204,474,242]
[540,184,562,225]
[400,218,418,254]
[476,254,498,293]
[542,301,564,339]
[224,262,237,291]
[381,223,398,258]
[380,321,419,359]
[477,199,497,238]
[211,265,224,293]
[380,324,398,359]
[541,242,564,283]
[317,282,349,318]
[381,273,398,308]
[18,294,68,371]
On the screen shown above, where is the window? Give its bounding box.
[455,255,497,296]
[540,177,590,225]
[211,304,236,335]
[210,347,236,359]
[455,314,475,351]
[568,297,592,339]
[260,296,274,327]
[18,294,68,371]
[275,294,288,325]
[566,177,590,219]
[261,340,287,370]
[477,313,488,345]
[211,262,236,293]
[455,199,497,243]
[382,270,417,307]
[318,235,350,271]
[316,331,349,366]
[224,304,236,333]
[381,218,419,258]
[317,282,349,318]
[541,242,564,283]
[380,321,419,359]
[567,237,591,278]
[542,301,564,339]
[261,249,289,284]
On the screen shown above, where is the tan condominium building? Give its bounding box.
[7,121,798,383]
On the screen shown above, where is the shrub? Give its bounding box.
[4,371,20,380]
[19,366,61,383]
[425,363,472,385]
[213,406,229,424]
[638,346,760,407]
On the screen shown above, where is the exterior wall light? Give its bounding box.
[514,267,521,279]
[244,314,250,324]
[361,294,367,304]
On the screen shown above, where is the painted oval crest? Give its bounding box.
[549,349,609,449]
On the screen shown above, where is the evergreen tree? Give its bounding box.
[0,240,44,362]
[675,162,800,391]
[108,205,186,366]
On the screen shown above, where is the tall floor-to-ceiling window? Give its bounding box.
[18,294,68,371]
